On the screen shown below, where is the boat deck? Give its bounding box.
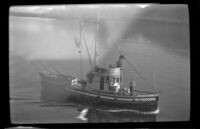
[68,86,159,98]
[90,89,158,97]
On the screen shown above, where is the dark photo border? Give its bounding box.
[4,0,198,128]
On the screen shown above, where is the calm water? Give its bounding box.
[9,5,190,123]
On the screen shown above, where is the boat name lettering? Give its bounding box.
[135,98,156,101]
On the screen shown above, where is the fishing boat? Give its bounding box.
[64,54,160,112]
[39,13,160,112]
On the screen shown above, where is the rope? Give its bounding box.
[125,58,154,89]
[114,44,155,90]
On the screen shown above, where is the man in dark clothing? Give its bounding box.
[130,80,136,96]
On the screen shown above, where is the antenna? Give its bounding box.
[153,72,156,90]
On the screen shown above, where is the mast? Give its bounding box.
[121,59,123,88]
[80,22,83,80]
[94,11,99,71]
[119,55,125,88]
[81,22,93,71]
[80,50,83,80]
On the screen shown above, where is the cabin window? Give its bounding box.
[112,77,115,82]
[114,78,119,83]
[106,77,109,83]
[110,77,115,84]
[116,78,119,83]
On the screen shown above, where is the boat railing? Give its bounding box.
[91,89,132,98]
[134,89,160,94]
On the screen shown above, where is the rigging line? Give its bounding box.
[125,58,154,89]
[81,23,93,70]
[114,44,154,89]
[39,63,54,74]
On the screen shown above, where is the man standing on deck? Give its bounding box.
[130,80,136,96]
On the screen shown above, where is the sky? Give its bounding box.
[9,4,189,61]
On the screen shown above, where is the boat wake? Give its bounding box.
[96,108,160,115]
[76,107,158,122]
[76,108,89,121]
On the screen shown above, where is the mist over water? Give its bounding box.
[9,4,190,123]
